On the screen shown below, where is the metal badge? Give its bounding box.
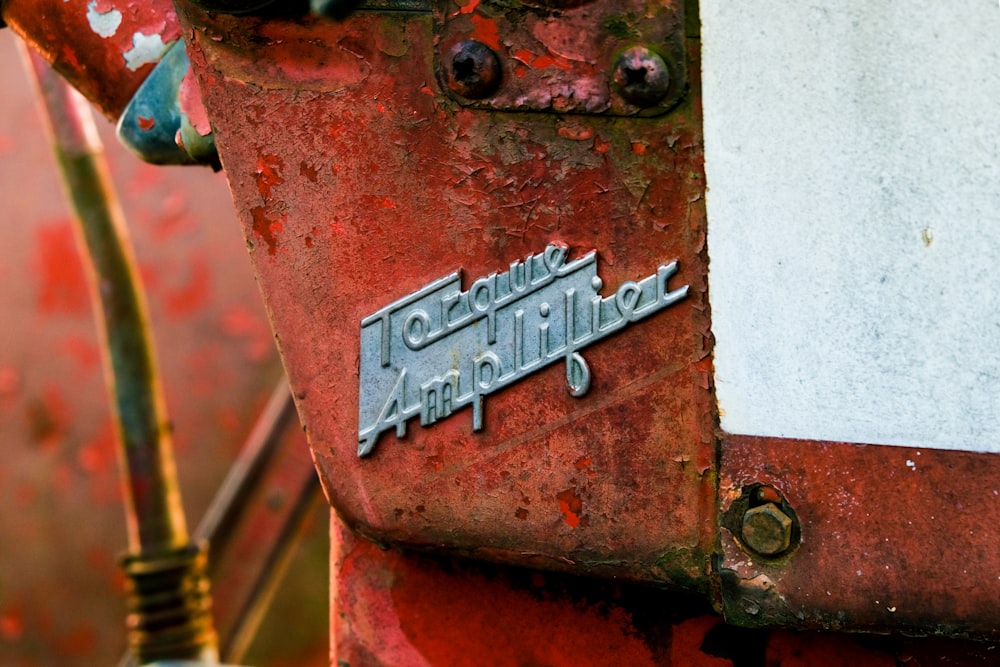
[358,244,688,457]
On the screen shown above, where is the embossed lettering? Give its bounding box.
[357,244,688,457]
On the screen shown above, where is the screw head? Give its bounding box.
[445,41,502,99]
[613,46,670,107]
[741,503,793,556]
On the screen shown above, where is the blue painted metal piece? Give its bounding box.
[117,40,217,166]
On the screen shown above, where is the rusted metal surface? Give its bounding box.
[332,516,1000,666]
[2,0,181,120]
[177,2,716,589]
[331,516,711,666]
[434,0,687,115]
[719,434,1000,639]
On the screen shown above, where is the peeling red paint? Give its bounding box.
[178,69,212,136]
[299,161,318,182]
[250,207,285,256]
[470,14,501,51]
[455,0,478,15]
[557,124,595,141]
[182,5,715,594]
[3,0,181,119]
[255,154,285,201]
[556,487,584,528]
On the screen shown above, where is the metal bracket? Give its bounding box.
[434,0,687,116]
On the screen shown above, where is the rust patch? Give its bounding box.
[556,487,585,528]
[299,161,318,183]
[249,207,285,256]
[255,154,285,201]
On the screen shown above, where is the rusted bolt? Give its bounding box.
[741,502,793,556]
[613,46,670,107]
[445,41,502,99]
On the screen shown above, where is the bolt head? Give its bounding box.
[613,46,670,107]
[741,503,793,556]
[445,41,502,99]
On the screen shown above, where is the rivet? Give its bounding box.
[445,40,502,100]
[613,46,670,107]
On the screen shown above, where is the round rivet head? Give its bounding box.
[445,40,502,99]
[613,46,670,107]
[741,503,793,556]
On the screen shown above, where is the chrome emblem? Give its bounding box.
[357,244,688,457]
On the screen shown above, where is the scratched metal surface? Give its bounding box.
[2,0,181,120]
[178,3,717,588]
[719,435,1000,639]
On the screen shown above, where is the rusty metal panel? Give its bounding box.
[331,516,1000,665]
[177,4,716,589]
[719,434,1000,639]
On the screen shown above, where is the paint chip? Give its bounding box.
[124,33,174,71]
[86,0,122,38]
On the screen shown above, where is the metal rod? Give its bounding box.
[22,45,218,664]
[223,474,323,663]
[195,380,298,553]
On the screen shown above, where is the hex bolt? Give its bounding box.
[613,46,670,107]
[445,40,502,100]
[741,502,793,556]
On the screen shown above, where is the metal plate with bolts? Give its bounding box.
[434,0,687,115]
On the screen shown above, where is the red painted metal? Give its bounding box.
[332,516,1000,665]
[0,0,977,659]
[719,435,1000,639]
[177,4,717,590]
[2,0,180,119]
[434,0,687,115]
